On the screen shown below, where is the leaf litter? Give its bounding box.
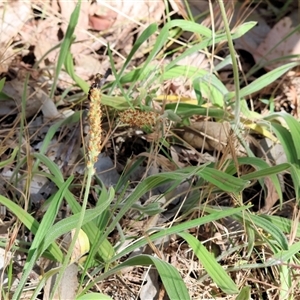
[0,0,300,299]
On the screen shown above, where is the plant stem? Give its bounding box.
[217,1,241,129]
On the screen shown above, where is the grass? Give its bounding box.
[1,1,300,299]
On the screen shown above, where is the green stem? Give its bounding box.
[217,1,241,129]
[50,167,93,299]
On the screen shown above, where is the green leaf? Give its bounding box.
[33,153,64,181]
[234,156,285,212]
[178,232,239,294]
[236,286,251,300]
[0,91,13,101]
[231,21,256,37]
[48,176,115,262]
[234,213,289,251]
[163,66,227,106]
[0,147,19,167]
[199,206,288,251]
[240,162,289,182]
[65,51,89,93]
[0,77,6,91]
[268,122,298,164]
[33,111,82,172]
[109,23,158,95]
[0,194,63,261]
[266,112,300,161]
[50,1,81,98]
[12,177,73,300]
[83,255,190,300]
[201,167,249,192]
[226,62,300,101]
[165,103,229,119]
[41,188,114,256]
[264,215,300,237]
[111,206,248,263]
[166,22,255,72]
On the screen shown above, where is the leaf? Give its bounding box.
[0,77,6,91]
[163,66,227,106]
[266,112,300,161]
[0,194,63,262]
[85,255,190,300]
[237,157,288,207]
[12,177,73,300]
[254,16,300,70]
[236,286,251,300]
[225,62,300,101]
[109,206,248,264]
[201,167,249,193]
[109,23,158,96]
[233,213,289,251]
[50,1,81,98]
[165,103,229,119]
[0,147,19,167]
[41,190,113,257]
[178,232,239,294]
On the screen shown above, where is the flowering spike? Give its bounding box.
[87,73,104,169]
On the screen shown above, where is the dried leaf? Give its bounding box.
[140,269,159,300]
[260,176,279,213]
[254,12,300,70]
[70,229,90,264]
[1,80,44,118]
[182,121,231,152]
[0,1,31,46]
[43,263,79,300]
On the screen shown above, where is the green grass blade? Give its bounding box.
[162,66,227,106]
[263,215,300,237]
[98,166,247,254]
[289,164,300,201]
[266,122,298,165]
[0,147,19,167]
[33,153,64,181]
[225,62,299,101]
[240,163,290,180]
[48,176,115,261]
[166,22,255,72]
[65,51,89,93]
[50,1,81,98]
[33,111,81,171]
[236,157,285,208]
[165,103,229,119]
[234,213,289,251]
[41,188,114,256]
[126,19,212,93]
[82,255,190,300]
[81,206,248,295]
[199,206,289,251]
[266,112,300,160]
[0,195,63,261]
[12,177,73,300]
[272,241,300,262]
[0,77,6,90]
[201,167,249,192]
[178,232,239,294]
[109,206,248,263]
[236,286,251,300]
[109,23,158,95]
